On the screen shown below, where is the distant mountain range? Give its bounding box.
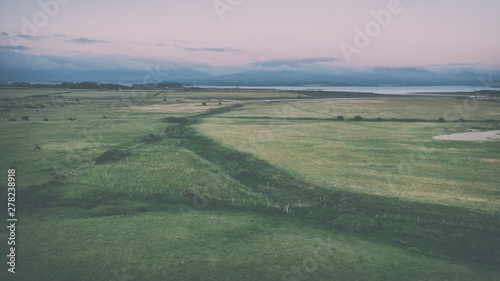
[1,50,499,86]
[2,67,499,87]
[197,68,500,86]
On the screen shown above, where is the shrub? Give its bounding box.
[68,118,75,121]
[142,134,162,143]
[44,117,49,121]
[437,117,445,123]
[163,126,174,137]
[95,149,131,164]
[163,98,167,101]
[21,116,29,121]
[161,117,189,123]
[451,233,470,245]
[337,116,344,121]
[236,169,253,178]
[202,102,207,106]
[354,116,363,121]
[333,213,377,233]
[8,118,16,121]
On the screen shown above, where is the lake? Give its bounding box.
[196,85,496,95]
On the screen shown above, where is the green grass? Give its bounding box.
[73,138,259,201]
[1,88,500,280]
[175,111,500,264]
[196,103,500,211]
[162,89,307,100]
[218,99,500,120]
[3,183,499,281]
[0,90,221,188]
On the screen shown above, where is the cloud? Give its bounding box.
[0,50,189,72]
[174,44,244,53]
[0,50,60,71]
[53,34,67,38]
[18,35,40,41]
[0,50,215,82]
[0,45,32,51]
[65,37,109,44]
[0,33,41,41]
[254,57,340,68]
[423,63,482,68]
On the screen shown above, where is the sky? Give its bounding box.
[0,0,499,78]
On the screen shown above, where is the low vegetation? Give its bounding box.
[0,87,499,280]
[94,149,131,164]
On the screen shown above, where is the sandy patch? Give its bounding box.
[129,104,171,112]
[128,103,221,113]
[433,130,500,141]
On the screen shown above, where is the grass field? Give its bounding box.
[218,98,500,120]
[196,117,500,211]
[1,88,500,280]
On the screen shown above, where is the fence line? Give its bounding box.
[30,179,498,232]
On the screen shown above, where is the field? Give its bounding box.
[1,88,500,280]
[196,99,500,211]
[216,98,500,120]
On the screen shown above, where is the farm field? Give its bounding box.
[196,111,500,211]
[217,98,500,120]
[1,88,500,280]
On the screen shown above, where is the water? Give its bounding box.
[197,85,495,95]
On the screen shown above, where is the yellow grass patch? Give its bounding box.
[128,102,233,114]
[196,116,500,211]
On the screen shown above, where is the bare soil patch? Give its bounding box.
[433,130,500,141]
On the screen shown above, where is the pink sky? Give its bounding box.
[1,0,500,69]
